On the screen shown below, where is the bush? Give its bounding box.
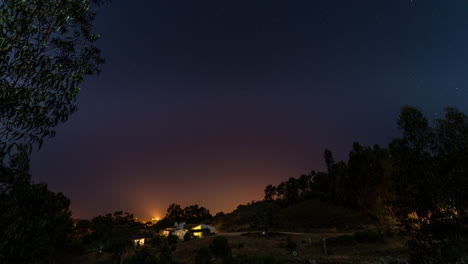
[195,247,212,264]
[167,234,178,245]
[209,236,232,263]
[123,246,158,264]
[286,236,297,251]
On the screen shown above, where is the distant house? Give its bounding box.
[132,232,153,246]
[160,222,215,240]
[160,227,176,237]
[191,224,215,238]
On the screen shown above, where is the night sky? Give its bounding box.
[31,0,467,220]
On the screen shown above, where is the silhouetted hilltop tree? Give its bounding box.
[183,204,213,223]
[156,203,213,230]
[165,203,184,223]
[264,184,277,201]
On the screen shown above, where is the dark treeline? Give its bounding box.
[264,142,394,223]
[153,203,213,230]
[261,106,467,263]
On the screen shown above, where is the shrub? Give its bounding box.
[167,234,178,245]
[209,236,232,263]
[286,236,297,251]
[195,247,212,264]
[123,246,158,264]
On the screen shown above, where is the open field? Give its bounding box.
[171,231,408,264]
[60,229,408,264]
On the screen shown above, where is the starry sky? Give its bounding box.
[31,0,468,220]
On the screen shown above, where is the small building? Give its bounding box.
[191,224,216,238]
[160,222,215,240]
[160,227,176,237]
[132,232,153,246]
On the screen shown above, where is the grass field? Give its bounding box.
[171,231,408,264]
[63,229,408,264]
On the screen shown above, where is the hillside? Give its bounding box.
[211,198,375,233]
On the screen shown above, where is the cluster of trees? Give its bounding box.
[155,203,213,229]
[78,212,143,263]
[264,144,393,221]
[74,211,179,264]
[194,236,232,264]
[0,157,73,263]
[0,0,108,262]
[263,106,468,263]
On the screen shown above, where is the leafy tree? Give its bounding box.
[148,235,174,263]
[264,184,277,201]
[390,106,467,263]
[347,143,394,221]
[75,219,92,236]
[276,177,301,204]
[298,173,313,197]
[183,204,212,223]
[0,0,107,156]
[0,152,30,195]
[165,203,184,223]
[250,201,280,234]
[0,180,73,263]
[90,211,140,264]
[0,1,108,262]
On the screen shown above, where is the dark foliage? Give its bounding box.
[195,247,213,264]
[286,236,297,251]
[259,106,467,262]
[123,246,158,264]
[155,203,213,230]
[0,179,73,263]
[209,236,232,264]
[89,211,142,264]
[0,0,108,155]
[390,106,468,263]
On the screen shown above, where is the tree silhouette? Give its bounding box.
[390,106,467,263]
[0,1,108,262]
[0,0,107,157]
[0,180,73,263]
[90,211,141,264]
